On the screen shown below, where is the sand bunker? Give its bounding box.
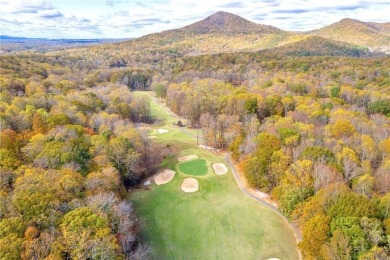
[138,126,151,130]
[178,155,199,162]
[154,169,176,185]
[255,190,278,207]
[255,190,270,199]
[147,135,157,139]
[267,258,280,260]
[181,177,199,192]
[157,129,169,134]
[212,163,228,175]
[198,144,215,150]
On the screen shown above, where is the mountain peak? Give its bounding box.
[336,18,390,35]
[262,36,374,57]
[316,17,377,32]
[339,18,361,23]
[180,11,280,34]
[206,11,249,21]
[337,18,368,26]
[209,11,236,18]
[309,17,389,48]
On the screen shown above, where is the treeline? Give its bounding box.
[159,76,390,259]
[55,38,390,95]
[0,55,153,259]
[1,44,390,259]
[156,54,390,94]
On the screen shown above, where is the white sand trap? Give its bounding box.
[147,135,157,139]
[212,163,228,175]
[181,178,199,193]
[255,191,278,207]
[198,144,215,150]
[267,258,280,260]
[255,190,270,199]
[157,129,169,134]
[178,155,199,162]
[138,126,151,130]
[154,169,176,185]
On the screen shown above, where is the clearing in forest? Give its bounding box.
[130,91,299,260]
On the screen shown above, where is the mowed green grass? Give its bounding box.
[130,92,299,259]
[179,159,208,176]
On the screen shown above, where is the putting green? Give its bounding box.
[179,158,208,176]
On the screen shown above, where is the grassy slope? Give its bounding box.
[130,92,299,259]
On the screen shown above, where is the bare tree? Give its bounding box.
[114,201,137,258]
[86,192,119,214]
[343,158,361,182]
[313,162,344,191]
[200,112,214,147]
[130,243,151,260]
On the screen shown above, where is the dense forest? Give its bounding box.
[1,11,390,260]
[2,46,390,259]
[154,54,390,259]
[159,62,390,258]
[0,54,153,259]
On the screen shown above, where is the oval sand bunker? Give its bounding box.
[154,169,176,185]
[157,129,169,134]
[178,155,199,162]
[212,163,228,175]
[181,177,199,192]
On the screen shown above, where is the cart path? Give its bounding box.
[224,154,303,259]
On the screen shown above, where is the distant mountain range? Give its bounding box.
[0,35,128,43]
[309,18,390,51]
[2,11,389,57]
[260,36,378,57]
[110,11,389,58]
[0,35,130,53]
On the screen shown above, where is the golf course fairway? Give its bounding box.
[130,92,299,259]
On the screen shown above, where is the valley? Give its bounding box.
[1,8,389,260]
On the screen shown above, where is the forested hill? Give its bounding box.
[50,12,388,68]
[309,18,390,50]
[259,36,377,57]
[3,12,389,63]
[367,22,390,36]
[1,12,390,59]
[179,11,281,34]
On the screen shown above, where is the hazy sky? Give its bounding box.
[1,0,389,39]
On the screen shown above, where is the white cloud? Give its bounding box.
[0,0,389,38]
[0,0,101,38]
[0,0,54,13]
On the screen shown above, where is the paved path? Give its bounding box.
[224,154,303,259]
